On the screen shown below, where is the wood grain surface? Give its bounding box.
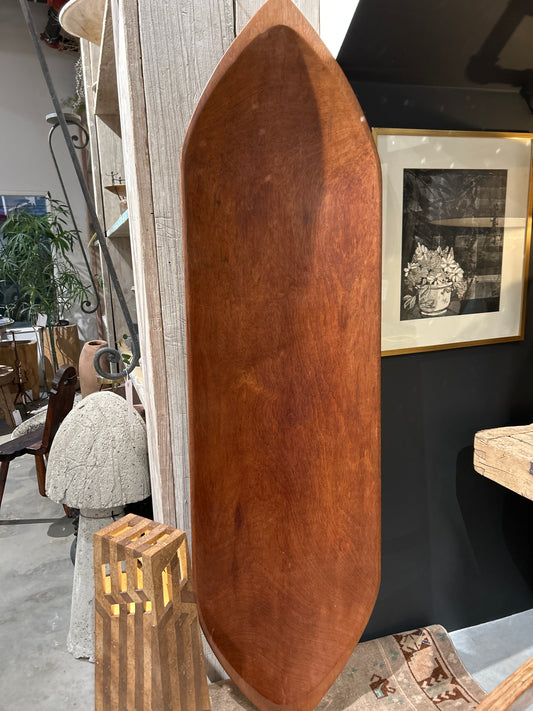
[134,0,233,536]
[0,340,39,401]
[42,324,81,387]
[474,424,533,501]
[182,1,381,709]
[475,656,533,711]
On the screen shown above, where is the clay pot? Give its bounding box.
[79,340,108,398]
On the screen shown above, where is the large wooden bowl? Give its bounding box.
[182,1,382,709]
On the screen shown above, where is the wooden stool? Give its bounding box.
[0,365,16,428]
[0,339,40,402]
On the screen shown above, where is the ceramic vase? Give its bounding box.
[79,339,108,398]
[418,285,452,316]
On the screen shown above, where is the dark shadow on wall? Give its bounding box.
[466,0,533,103]
[503,492,533,591]
[456,446,533,626]
[363,330,533,639]
[336,0,533,638]
[508,272,533,423]
[362,354,434,641]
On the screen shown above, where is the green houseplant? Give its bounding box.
[0,197,91,373]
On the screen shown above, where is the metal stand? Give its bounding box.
[46,111,100,317]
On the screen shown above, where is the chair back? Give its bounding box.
[41,364,78,451]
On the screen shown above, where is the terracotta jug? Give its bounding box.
[78,340,108,398]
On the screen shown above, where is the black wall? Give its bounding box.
[338,3,533,639]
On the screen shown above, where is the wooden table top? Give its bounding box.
[474,424,533,501]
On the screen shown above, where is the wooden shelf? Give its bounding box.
[106,210,129,238]
[94,0,120,135]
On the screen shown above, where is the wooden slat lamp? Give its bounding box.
[94,514,210,711]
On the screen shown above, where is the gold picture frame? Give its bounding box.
[373,129,533,356]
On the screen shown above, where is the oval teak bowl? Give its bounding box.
[182,1,381,709]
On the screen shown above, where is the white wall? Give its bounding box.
[319,0,360,57]
[0,0,98,341]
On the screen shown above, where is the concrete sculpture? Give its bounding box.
[47,390,150,660]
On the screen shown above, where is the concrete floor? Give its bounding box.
[450,609,533,699]
[0,425,531,710]
[0,430,93,710]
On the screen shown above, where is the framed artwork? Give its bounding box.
[374,129,533,355]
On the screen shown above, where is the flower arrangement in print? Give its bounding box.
[403,243,467,316]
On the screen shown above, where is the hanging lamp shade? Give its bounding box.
[59,0,106,45]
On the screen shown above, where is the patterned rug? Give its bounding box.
[209,625,487,710]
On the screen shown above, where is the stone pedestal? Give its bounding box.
[46,391,150,661]
[67,507,124,660]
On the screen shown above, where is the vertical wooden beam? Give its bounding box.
[80,41,101,214]
[81,34,131,348]
[131,3,234,676]
[236,0,319,33]
[136,0,234,541]
[111,0,177,526]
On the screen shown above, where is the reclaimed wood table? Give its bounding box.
[474,424,533,501]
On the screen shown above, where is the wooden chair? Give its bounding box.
[0,364,77,517]
[0,365,17,428]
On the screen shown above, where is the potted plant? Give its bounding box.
[402,243,467,316]
[0,197,91,380]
